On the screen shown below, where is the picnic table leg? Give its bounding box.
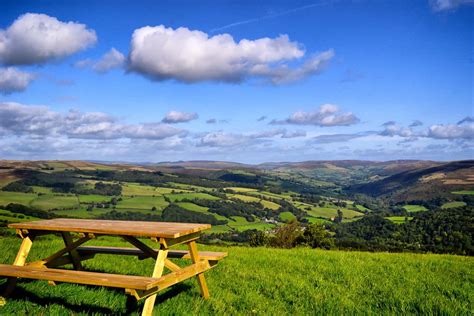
[141,249,168,316]
[187,241,210,299]
[61,232,83,270]
[3,235,34,296]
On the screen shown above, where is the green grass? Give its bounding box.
[227,194,280,210]
[226,216,275,231]
[302,205,363,219]
[452,190,474,195]
[31,186,53,194]
[78,194,112,203]
[117,196,168,211]
[0,192,37,206]
[386,216,413,224]
[441,201,467,209]
[279,211,296,221]
[165,193,219,203]
[30,194,80,211]
[0,209,40,222]
[0,236,472,315]
[260,200,280,210]
[226,187,257,192]
[304,217,331,224]
[122,183,162,196]
[403,204,428,213]
[354,204,370,212]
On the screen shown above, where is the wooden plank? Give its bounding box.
[76,246,228,261]
[39,235,91,267]
[188,241,210,299]
[121,236,158,258]
[164,259,181,272]
[127,260,212,300]
[9,219,211,238]
[142,250,168,316]
[3,236,34,296]
[62,232,83,270]
[0,264,161,290]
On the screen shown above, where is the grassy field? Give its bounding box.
[117,196,168,211]
[165,193,219,203]
[0,192,37,206]
[441,201,467,209]
[0,236,471,315]
[403,204,428,213]
[302,205,363,220]
[452,190,474,195]
[29,194,79,211]
[386,216,413,224]
[279,211,296,221]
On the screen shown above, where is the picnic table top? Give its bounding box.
[8,218,211,238]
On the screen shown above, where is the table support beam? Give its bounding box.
[62,232,83,270]
[187,241,210,299]
[3,235,34,297]
[141,249,168,316]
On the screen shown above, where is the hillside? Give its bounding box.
[0,235,472,315]
[348,160,474,202]
[0,159,472,254]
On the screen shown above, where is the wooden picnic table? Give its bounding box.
[0,219,227,315]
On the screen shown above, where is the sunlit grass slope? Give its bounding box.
[0,236,472,315]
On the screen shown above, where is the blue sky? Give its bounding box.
[0,0,472,163]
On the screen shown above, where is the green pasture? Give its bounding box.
[441,201,467,209]
[30,194,79,211]
[165,193,219,203]
[386,216,413,224]
[0,192,37,206]
[117,196,168,211]
[452,190,474,195]
[403,205,428,213]
[279,211,296,221]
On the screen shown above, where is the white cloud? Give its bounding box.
[430,0,474,11]
[0,13,97,65]
[162,111,198,123]
[428,124,474,140]
[271,104,360,126]
[379,122,416,137]
[0,102,185,140]
[0,67,35,94]
[92,48,125,73]
[128,25,334,84]
[198,132,248,147]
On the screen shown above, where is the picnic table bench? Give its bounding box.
[0,219,227,315]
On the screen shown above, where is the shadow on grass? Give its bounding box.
[1,278,194,314]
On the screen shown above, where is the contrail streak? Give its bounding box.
[209,1,332,33]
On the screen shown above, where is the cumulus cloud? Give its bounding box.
[428,124,474,140]
[271,104,360,127]
[430,0,474,11]
[198,128,305,147]
[379,119,474,141]
[206,118,217,124]
[0,102,185,140]
[162,111,199,123]
[257,116,267,122]
[0,67,35,94]
[310,132,374,144]
[92,48,125,73]
[198,132,248,147]
[379,122,416,137]
[0,13,97,65]
[128,25,334,84]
